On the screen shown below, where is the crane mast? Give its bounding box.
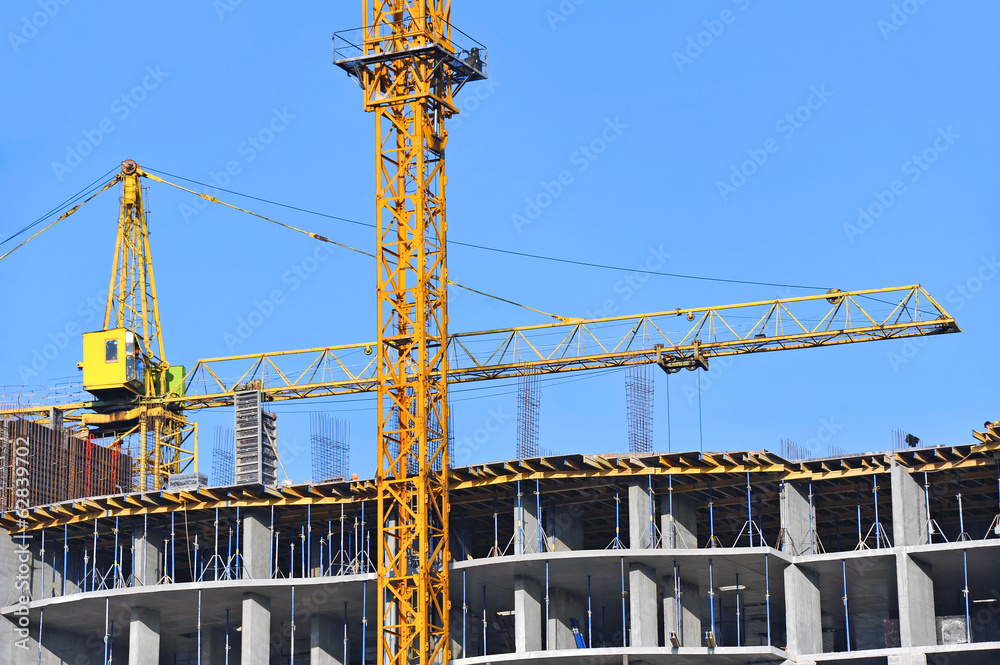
[335,3,486,663]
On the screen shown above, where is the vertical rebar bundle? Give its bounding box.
[310,413,350,482]
[212,426,235,486]
[516,371,540,459]
[626,364,654,454]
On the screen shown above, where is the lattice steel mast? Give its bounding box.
[334,3,486,663]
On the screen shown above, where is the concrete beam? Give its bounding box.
[514,482,541,555]
[629,562,658,647]
[779,481,815,556]
[784,565,822,656]
[891,461,928,547]
[243,509,270,580]
[514,575,543,652]
[128,607,160,665]
[242,592,272,665]
[629,480,655,549]
[545,505,583,552]
[897,554,936,647]
[663,573,701,647]
[311,614,342,665]
[661,493,698,549]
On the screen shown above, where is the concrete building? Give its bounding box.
[3,444,1000,664]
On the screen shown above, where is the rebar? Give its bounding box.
[626,364,654,454]
[516,370,540,459]
[309,412,350,482]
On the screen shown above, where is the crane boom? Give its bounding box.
[6,285,957,421]
[163,284,955,408]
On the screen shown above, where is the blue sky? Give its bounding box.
[1,1,997,484]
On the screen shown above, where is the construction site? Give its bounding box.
[1,2,997,665]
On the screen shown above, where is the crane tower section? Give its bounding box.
[334,4,486,665]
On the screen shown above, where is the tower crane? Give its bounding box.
[0,3,963,665]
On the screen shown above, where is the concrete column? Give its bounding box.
[199,626,228,665]
[897,554,936,647]
[514,575,543,652]
[784,565,822,656]
[663,574,701,647]
[514,483,540,554]
[128,607,160,665]
[779,481,815,556]
[242,592,272,665]
[890,653,928,665]
[311,614,342,665]
[243,509,270,579]
[891,461,928,547]
[546,587,585,650]
[628,562,658,646]
[449,607,464,660]
[132,516,162,586]
[629,480,655,549]
[545,505,583,551]
[661,493,698,549]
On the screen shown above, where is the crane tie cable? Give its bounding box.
[0,175,121,263]
[143,170,574,322]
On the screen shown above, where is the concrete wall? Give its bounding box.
[661,493,698,549]
[780,481,815,556]
[891,461,928,547]
[785,565,822,656]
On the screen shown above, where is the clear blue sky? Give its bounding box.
[1,1,997,484]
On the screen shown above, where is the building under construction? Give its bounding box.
[4,429,1000,664]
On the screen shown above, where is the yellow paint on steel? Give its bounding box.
[162,285,957,410]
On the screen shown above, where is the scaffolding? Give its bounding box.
[309,412,350,483]
[626,364,654,454]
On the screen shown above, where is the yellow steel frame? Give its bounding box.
[350,3,464,662]
[95,161,195,490]
[105,160,165,367]
[164,285,957,409]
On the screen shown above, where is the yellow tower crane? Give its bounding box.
[332,4,487,663]
[76,160,195,492]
